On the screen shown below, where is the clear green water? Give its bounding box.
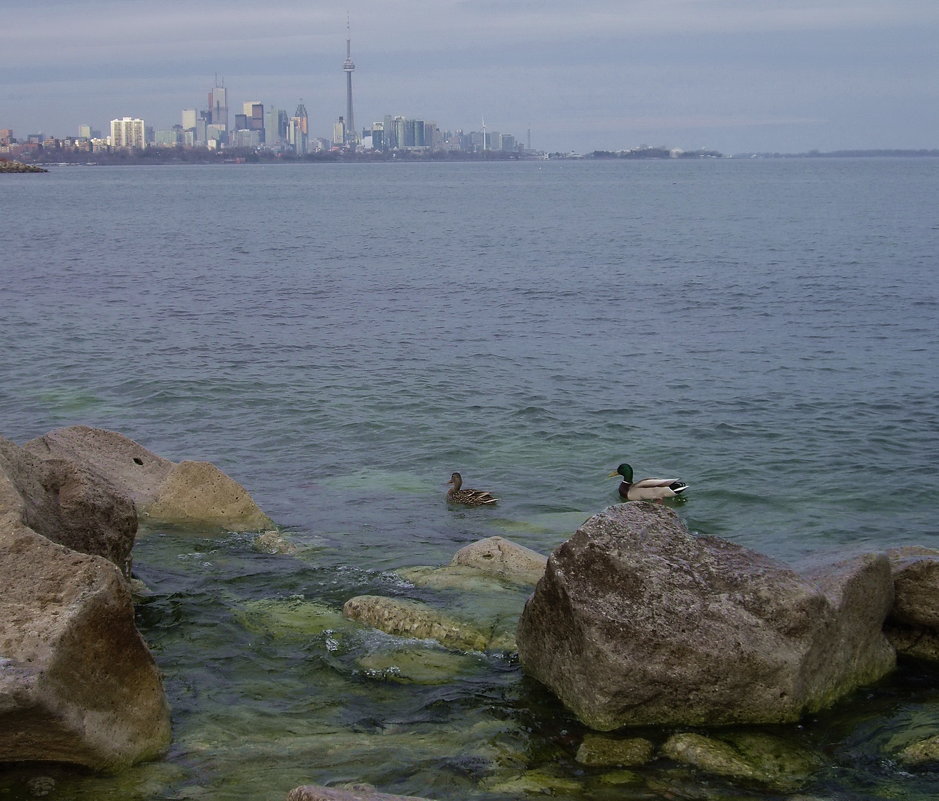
[2,159,938,799]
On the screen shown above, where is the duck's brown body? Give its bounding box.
[446,472,498,506]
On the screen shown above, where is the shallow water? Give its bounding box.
[1,159,938,800]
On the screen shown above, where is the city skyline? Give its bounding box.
[2,1,938,155]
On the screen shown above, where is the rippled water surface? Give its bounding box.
[2,159,938,800]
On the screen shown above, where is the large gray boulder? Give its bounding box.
[883,546,939,662]
[517,503,896,730]
[25,425,272,531]
[0,435,136,573]
[0,434,171,769]
[0,522,172,770]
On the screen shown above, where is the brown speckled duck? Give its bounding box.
[446,472,498,506]
[608,463,689,503]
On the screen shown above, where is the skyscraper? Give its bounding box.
[208,79,228,140]
[342,18,357,148]
[289,103,309,155]
[265,106,286,147]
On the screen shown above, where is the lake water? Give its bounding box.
[1,159,938,800]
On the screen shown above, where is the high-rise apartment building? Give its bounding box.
[110,117,146,149]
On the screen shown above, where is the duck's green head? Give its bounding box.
[608,463,633,482]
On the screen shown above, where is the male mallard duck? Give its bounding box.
[446,472,498,506]
[608,463,689,503]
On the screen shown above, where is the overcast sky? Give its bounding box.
[3,0,938,153]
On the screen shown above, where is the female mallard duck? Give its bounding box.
[446,472,498,506]
[608,463,689,503]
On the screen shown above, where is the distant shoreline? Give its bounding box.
[4,148,938,168]
[729,149,939,159]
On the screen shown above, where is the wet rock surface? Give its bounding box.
[517,503,896,730]
[24,425,272,531]
[0,523,171,770]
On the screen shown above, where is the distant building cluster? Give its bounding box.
[1,27,535,160]
[1,83,528,159]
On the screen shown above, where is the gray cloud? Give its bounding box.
[2,0,937,152]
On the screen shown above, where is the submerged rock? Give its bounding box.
[0,523,171,770]
[252,529,299,555]
[591,769,643,786]
[575,733,655,767]
[517,503,896,730]
[356,645,479,684]
[287,785,435,801]
[24,425,272,531]
[449,536,547,585]
[236,597,347,640]
[896,734,939,766]
[661,731,822,792]
[479,767,583,796]
[342,595,496,652]
[397,565,519,593]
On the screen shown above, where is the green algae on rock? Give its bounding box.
[575,733,655,767]
[661,731,822,792]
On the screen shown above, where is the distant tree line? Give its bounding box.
[11,144,537,166]
[587,148,723,159]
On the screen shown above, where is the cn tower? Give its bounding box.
[342,16,357,148]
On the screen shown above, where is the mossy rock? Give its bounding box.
[576,733,655,766]
[592,769,643,786]
[356,646,480,684]
[896,734,939,766]
[237,596,347,639]
[397,565,515,593]
[342,595,493,652]
[481,767,583,795]
[661,731,822,792]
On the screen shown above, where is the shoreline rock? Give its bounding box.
[24,425,273,531]
[0,424,276,772]
[884,546,939,663]
[517,503,896,730]
[0,522,172,770]
[0,160,48,173]
[1,434,171,769]
[1,435,137,574]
